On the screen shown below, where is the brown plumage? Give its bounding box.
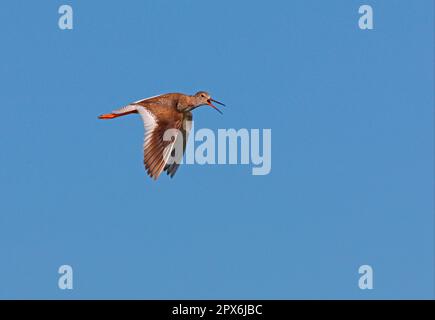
[98,91,225,180]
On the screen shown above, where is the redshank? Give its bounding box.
[98,91,225,180]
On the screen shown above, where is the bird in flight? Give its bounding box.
[98,91,225,180]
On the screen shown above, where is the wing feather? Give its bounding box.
[164,113,192,178]
[137,106,186,179]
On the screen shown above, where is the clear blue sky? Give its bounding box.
[0,0,433,299]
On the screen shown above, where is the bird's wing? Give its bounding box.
[133,94,163,104]
[164,112,192,178]
[133,93,172,105]
[136,105,185,180]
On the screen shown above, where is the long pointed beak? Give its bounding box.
[210,98,226,107]
[207,99,223,115]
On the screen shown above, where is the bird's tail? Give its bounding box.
[98,105,139,120]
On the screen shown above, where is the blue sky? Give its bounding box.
[0,0,433,299]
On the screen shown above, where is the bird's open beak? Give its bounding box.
[207,99,225,115]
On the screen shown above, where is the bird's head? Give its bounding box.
[193,91,225,114]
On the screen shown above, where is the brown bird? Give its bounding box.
[98,91,225,180]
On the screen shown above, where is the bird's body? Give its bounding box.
[99,91,225,180]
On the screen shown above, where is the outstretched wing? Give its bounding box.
[136,105,185,180]
[133,94,165,105]
[164,112,192,178]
